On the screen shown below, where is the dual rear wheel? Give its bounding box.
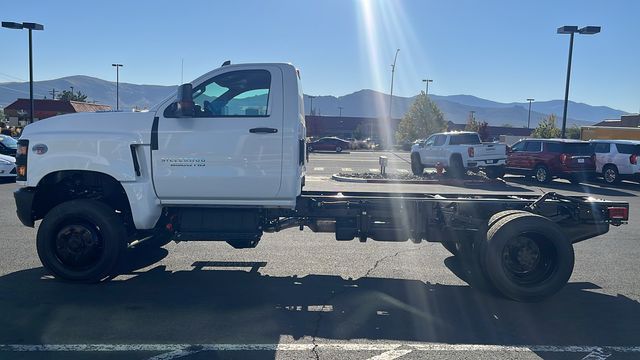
[443,210,574,302]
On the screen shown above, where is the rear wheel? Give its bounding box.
[36,199,127,282]
[484,166,505,179]
[411,153,424,175]
[533,165,551,184]
[480,212,574,302]
[448,155,465,178]
[602,164,620,185]
[336,146,342,153]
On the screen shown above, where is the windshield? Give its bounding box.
[0,136,17,148]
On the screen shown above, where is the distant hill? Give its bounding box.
[0,75,627,127]
[0,75,176,110]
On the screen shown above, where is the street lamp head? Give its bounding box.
[22,22,44,30]
[2,21,23,29]
[579,26,601,35]
[557,25,579,34]
[527,98,535,102]
[112,63,123,67]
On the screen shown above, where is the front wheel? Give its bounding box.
[335,146,342,153]
[36,199,127,282]
[411,153,424,175]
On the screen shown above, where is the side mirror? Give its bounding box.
[506,146,513,154]
[174,83,195,118]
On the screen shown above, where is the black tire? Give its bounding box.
[481,212,574,302]
[602,164,620,185]
[441,241,461,256]
[448,155,465,178]
[36,199,127,282]
[533,164,551,184]
[335,146,342,153]
[411,153,424,176]
[484,166,505,179]
[307,146,314,153]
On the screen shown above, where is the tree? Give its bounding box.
[0,108,5,123]
[565,125,581,139]
[464,113,490,141]
[395,92,445,143]
[531,114,561,139]
[57,90,88,102]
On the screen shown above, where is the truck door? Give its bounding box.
[152,66,284,202]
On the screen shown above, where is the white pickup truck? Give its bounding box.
[410,131,507,178]
[12,62,628,301]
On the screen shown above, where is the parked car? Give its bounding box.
[505,138,595,184]
[307,137,350,153]
[591,140,640,184]
[0,135,17,157]
[0,154,16,180]
[410,131,507,178]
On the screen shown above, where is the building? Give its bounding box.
[445,121,532,142]
[593,114,640,128]
[305,115,402,141]
[3,99,112,126]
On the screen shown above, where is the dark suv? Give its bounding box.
[506,139,595,184]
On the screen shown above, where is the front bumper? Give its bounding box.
[14,187,36,227]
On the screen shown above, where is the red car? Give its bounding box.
[307,137,350,153]
[506,139,595,184]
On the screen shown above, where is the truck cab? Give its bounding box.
[15,63,307,232]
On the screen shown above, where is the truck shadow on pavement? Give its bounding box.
[0,247,638,359]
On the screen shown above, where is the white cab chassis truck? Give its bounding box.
[14,62,628,302]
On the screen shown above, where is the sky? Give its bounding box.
[1,0,639,113]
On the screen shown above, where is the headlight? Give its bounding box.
[0,159,12,165]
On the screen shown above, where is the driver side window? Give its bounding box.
[192,69,271,117]
[424,135,436,147]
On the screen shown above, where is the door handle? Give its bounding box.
[249,127,278,134]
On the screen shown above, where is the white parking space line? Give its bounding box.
[397,169,409,173]
[313,167,325,171]
[366,349,413,360]
[149,348,201,360]
[341,168,353,172]
[369,169,380,172]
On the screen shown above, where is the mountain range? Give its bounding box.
[0,75,628,127]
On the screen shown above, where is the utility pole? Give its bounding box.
[70,86,74,97]
[338,106,343,118]
[49,88,57,99]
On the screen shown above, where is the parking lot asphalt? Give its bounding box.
[0,151,639,360]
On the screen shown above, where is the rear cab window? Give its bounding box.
[449,133,481,145]
[524,141,542,152]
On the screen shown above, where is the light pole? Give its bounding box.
[557,25,601,138]
[308,95,316,115]
[2,21,44,124]
[338,106,343,118]
[387,49,400,146]
[526,98,535,129]
[112,64,123,111]
[422,79,433,96]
